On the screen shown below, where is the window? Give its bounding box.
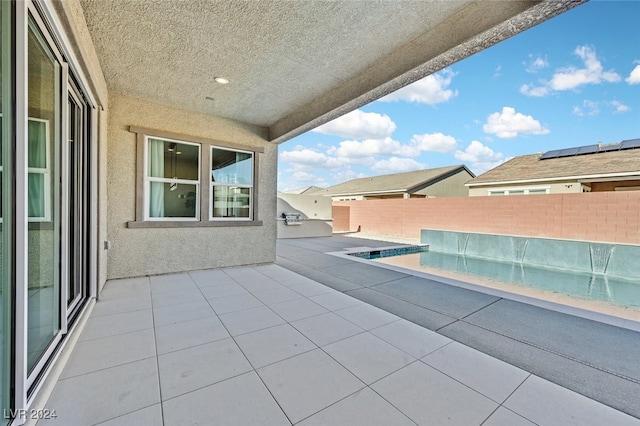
[27,118,51,221]
[145,137,200,220]
[1,116,52,222]
[489,187,549,196]
[211,147,253,220]
[130,126,262,228]
[528,189,548,195]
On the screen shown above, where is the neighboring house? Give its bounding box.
[314,165,475,200]
[281,185,325,195]
[467,139,640,196]
[0,0,577,421]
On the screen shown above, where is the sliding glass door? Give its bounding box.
[0,3,96,420]
[26,14,62,376]
[67,84,90,318]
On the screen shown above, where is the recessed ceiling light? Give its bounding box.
[214,77,229,84]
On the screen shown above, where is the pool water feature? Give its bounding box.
[343,230,640,321]
[374,250,640,312]
[421,229,640,279]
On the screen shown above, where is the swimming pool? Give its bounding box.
[347,245,428,259]
[373,250,640,311]
[341,238,640,325]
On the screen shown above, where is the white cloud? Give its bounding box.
[521,45,621,97]
[331,169,367,184]
[328,137,417,158]
[380,69,457,104]
[454,141,506,175]
[572,100,629,116]
[279,130,458,188]
[328,132,459,159]
[525,55,549,73]
[279,146,339,168]
[572,100,600,117]
[409,132,457,153]
[610,100,629,113]
[519,84,550,97]
[626,64,640,85]
[550,45,620,90]
[313,109,396,140]
[279,145,359,173]
[482,107,550,139]
[281,171,329,190]
[371,157,425,174]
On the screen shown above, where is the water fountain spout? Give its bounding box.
[457,233,470,255]
[589,243,614,274]
[511,238,529,263]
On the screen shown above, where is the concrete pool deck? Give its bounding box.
[277,235,640,420]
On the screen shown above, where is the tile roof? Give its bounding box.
[313,165,470,196]
[469,148,640,185]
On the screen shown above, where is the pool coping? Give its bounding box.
[327,244,640,333]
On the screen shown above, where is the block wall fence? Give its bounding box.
[332,191,640,245]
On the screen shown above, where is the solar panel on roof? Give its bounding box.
[620,138,640,150]
[558,147,579,157]
[540,138,640,160]
[575,144,598,155]
[598,143,622,153]
[539,149,563,160]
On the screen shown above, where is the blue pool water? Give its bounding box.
[348,245,428,259]
[370,249,640,311]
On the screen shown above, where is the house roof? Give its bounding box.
[314,165,471,196]
[76,1,581,144]
[281,186,325,195]
[468,145,640,186]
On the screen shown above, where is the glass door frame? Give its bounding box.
[17,0,68,398]
[66,81,89,318]
[12,1,99,420]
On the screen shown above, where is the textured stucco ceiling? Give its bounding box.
[79,0,584,143]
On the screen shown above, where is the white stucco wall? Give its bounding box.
[468,180,583,196]
[276,193,332,238]
[106,93,277,279]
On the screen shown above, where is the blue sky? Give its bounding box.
[277,1,640,191]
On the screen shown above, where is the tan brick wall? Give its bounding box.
[333,191,640,245]
[332,205,351,232]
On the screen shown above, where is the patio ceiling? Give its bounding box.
[79,0,583,143]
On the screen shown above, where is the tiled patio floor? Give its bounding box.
[37,264,638,425]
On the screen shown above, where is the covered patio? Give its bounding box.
[34,236,639,425]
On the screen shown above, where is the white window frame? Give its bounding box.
[210,146,254,221]
[488,186,550,196]
[526,188,549,195]
[27,117,51,222]
[143,135,201,221]
[0,115,52,223]
[129,126,263,228]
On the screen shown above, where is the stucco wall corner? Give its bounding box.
[49,0,109,106]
